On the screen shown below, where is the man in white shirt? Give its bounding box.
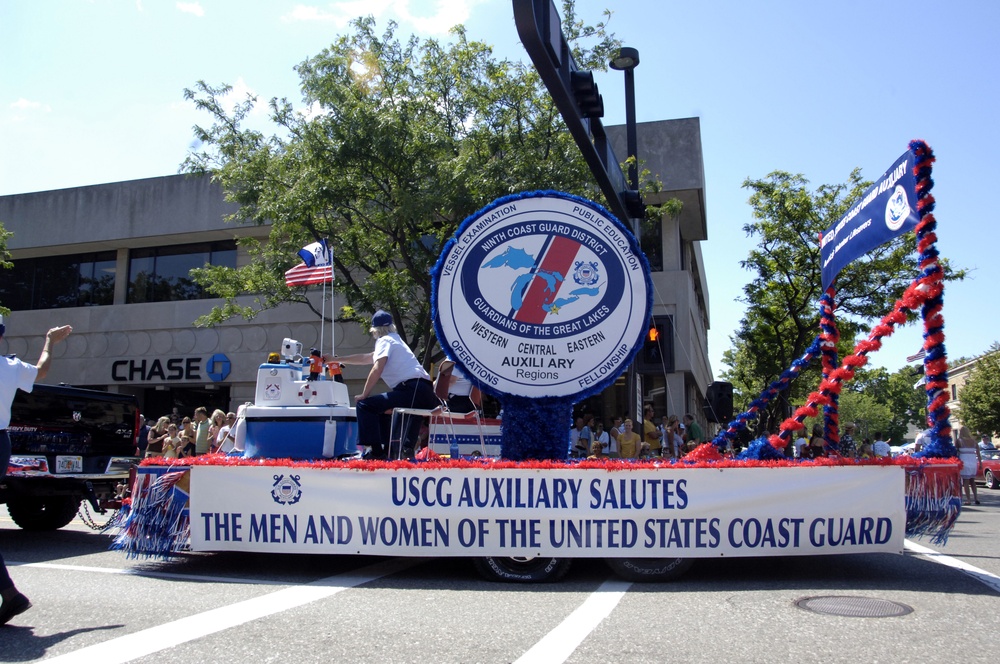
[216,412,237,453]
[792,434,809,458]
[0,316,72,625]
[872,432,892,458]
[336,310,438,459]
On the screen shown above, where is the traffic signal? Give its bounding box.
[636,316,674,375]
[570,70,605,119]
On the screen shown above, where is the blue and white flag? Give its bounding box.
[285,239,333,287]
[297,240,330,267]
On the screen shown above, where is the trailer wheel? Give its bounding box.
[605,557,693,582]
[7,496,81,531]
[473,556,572,583]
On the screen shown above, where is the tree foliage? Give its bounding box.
[837,365,926,443]
[721,170,963,434]
[958,343,1000,437]
[0,220,11,316]
[182,5,624,365]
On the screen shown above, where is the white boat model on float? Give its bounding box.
[232,338,500,460]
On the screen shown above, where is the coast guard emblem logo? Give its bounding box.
[884,184,910,231]
[264,382,280,400]
[573,261,600,287]
[433,191,651,400]
[271,474,303,505]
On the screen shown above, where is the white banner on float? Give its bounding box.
[189,465,905,558]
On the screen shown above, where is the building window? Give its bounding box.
[640,217,663,272]
[127,241,236,303]
[951,384,958,401]
[0,251,116,310]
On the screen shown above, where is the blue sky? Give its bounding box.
[2,0,998,377]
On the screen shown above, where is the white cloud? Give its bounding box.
[169,77,266,120]
[221,77,265,115]
[221,78,276,134]
[299,100,332,121]
[176,1,205,17]
[282,0,474,35]
[397,0,473,34]
[9,98,51,113]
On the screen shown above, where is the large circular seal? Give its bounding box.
[432,191,652,401]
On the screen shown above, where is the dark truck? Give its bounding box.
[2,384,140,530]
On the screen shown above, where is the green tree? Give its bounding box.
[835,390,893,443]
[885,365,928,436]
[182,5,623,365]
[720,170,963,434]
[0,220,12,316]
[838,365,926,443]
[958,343,1000,436]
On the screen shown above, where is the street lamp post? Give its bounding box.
[609,47,640,195]
[610,46,644,425]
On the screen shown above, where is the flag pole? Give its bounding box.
[325,239,337,389]
[319,239,329,360]
[320,279,326,359]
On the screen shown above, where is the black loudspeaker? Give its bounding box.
[704,381,734,423]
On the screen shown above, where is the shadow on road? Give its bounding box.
[0,624,123,662]
[0,523,119,565]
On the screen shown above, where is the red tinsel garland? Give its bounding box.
[140,453,958,472]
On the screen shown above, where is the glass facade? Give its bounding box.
[640,217,663,272]
[0,251,117,310]
[126,241,236,304]
[0,241,237,310]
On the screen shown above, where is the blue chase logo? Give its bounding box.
[434,192,650,399]
[271,474,303,505]
[206,353,231,382]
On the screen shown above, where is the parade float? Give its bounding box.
[112,141,961,583]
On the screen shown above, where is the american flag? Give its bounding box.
[906,349,926,363]
[284,240,333,287]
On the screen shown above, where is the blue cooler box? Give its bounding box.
[242,405,357,459]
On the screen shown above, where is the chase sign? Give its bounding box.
[111,353,232,383]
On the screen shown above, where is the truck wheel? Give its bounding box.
[473,556,572,583]
[7,497,81,531]
[605,557,693,582]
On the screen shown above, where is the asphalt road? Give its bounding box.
[1,488,998,664]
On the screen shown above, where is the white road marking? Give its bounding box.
[39,558,418,664]
[514,577,632,664]
[11,560,294,586]
[905,539,1000,594]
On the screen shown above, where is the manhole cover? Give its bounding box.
[795,595,913,618]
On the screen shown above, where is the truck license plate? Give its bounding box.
[55,456,83,473]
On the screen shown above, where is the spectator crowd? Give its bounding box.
[136,406,238,458]
[569,407,705,459]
